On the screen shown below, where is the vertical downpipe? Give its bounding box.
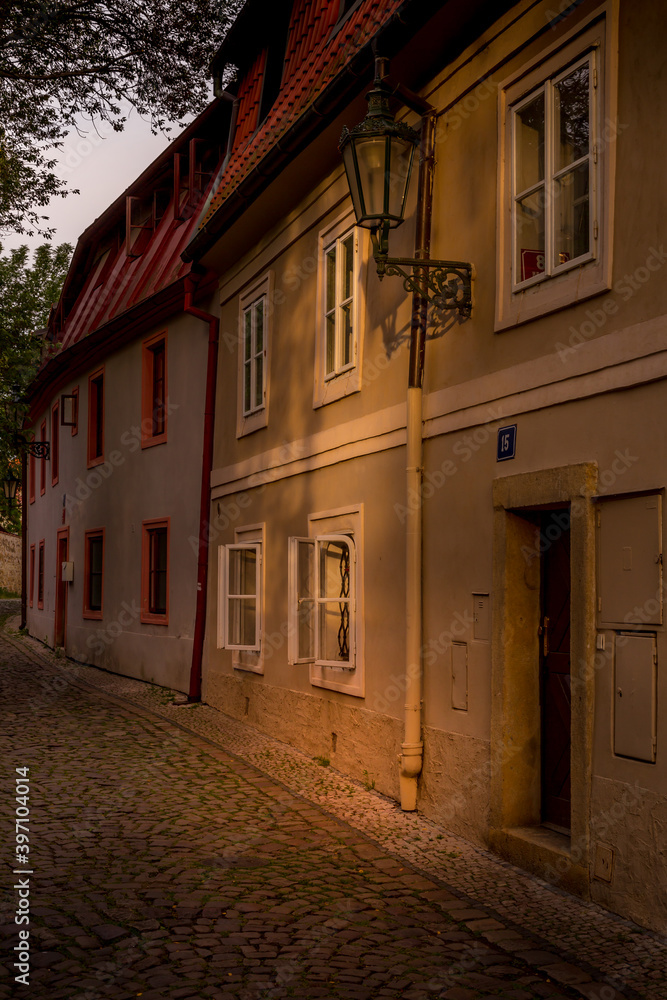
[184,277,220,702]
[399,111,435,810]
[20,451,27,630]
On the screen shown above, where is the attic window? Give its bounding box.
[174,140,221,222]
[126,195,154,256]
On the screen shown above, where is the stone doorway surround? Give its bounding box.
[489,463,598,897]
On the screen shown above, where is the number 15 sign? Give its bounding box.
[497,425,517,462]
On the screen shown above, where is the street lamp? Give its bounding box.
[3,469,19,506]
[339,59,472,316]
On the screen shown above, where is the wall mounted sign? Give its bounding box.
[497,425,517,462]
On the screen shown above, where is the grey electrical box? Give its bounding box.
[614,633,656,762]
[451,642,468,710]
[472,593,490,641]
[61,561,74,583]
[599,494,662,626]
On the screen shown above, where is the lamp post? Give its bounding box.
[340,58,473,811]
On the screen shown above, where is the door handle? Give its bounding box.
[538,616,550,656]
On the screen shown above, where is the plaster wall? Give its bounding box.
[202,0,667,932]
[25,303,211,690]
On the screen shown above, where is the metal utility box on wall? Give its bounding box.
[614,633,656,762]
[598,493,662,626]
[61,561,74,582]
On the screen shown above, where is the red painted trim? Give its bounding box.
[51,401,60,486]
[87,366,105,468]
[29,452,35,504]
[83,528,105,620]
[141,517,170,625]
[37,539,45,609]
[183,279,220,701]
[29,545,35,608]
[54,526,69,647]
[71,386,79,435]
[40,421,46,495]
[141,330,168,448]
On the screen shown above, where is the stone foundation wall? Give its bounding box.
[0,531,21,595]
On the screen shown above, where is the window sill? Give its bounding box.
[87,455,105,469]
[141,434,167,449]
[495,262,611,331]
[83,610,103,620]
[237,409,267,439]
[140,612,168,626]
[313,369,361,408]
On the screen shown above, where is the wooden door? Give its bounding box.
[54,530,68,647]
[540,510,571,831]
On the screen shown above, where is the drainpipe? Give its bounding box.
[184,275,220,702]
[20,451,27,630]
[398,101,436,811]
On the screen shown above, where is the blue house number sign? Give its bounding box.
[497,425,517,462]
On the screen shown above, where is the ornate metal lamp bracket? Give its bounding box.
[370,226,472,317]
[15,432,50,460]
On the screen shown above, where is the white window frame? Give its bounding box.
[495,8,617,330]
[511,51,596,292]
[288,534,356,668]
[288,504,364,697]
[237,274,271,437]
[217,523,265,672]
[314,211,364,408]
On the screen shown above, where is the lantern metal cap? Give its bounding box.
[339,76,420,152]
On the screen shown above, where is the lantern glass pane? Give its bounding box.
[387,136,415,221]
[355,136,389,221]
[342,144,364,223]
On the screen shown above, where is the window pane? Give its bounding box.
[243,359,251,413]
[228,597,256,646]
[325,314,335,376]
[90,572,102,611]
[515,189,545,282]
[341,235,354,300]
[296,539,315,660]
[554,63,590,171]
[244,309,252,361]
[91,538,103,574]
[341,303,352,367]
[229,547,256,596]
[254,355,263,409]
[319,539,350,600]
[149,527,167,615]
[318,601,350,662]
[515,93,545,193]
[554,162,589,266]
[326,248,336,313]
[255,299,264,353]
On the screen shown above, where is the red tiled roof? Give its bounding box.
[43,100,229,362]
[200,0,403,227]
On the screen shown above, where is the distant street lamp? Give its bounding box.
[2,469,19,506]
[339,58,472,316]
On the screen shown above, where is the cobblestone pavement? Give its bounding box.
[1,614,665,1000]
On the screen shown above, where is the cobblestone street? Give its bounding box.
[1,607,665,1000]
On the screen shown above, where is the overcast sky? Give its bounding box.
[2,108,184,259]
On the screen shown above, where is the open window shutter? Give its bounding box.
[288,537,315,663]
